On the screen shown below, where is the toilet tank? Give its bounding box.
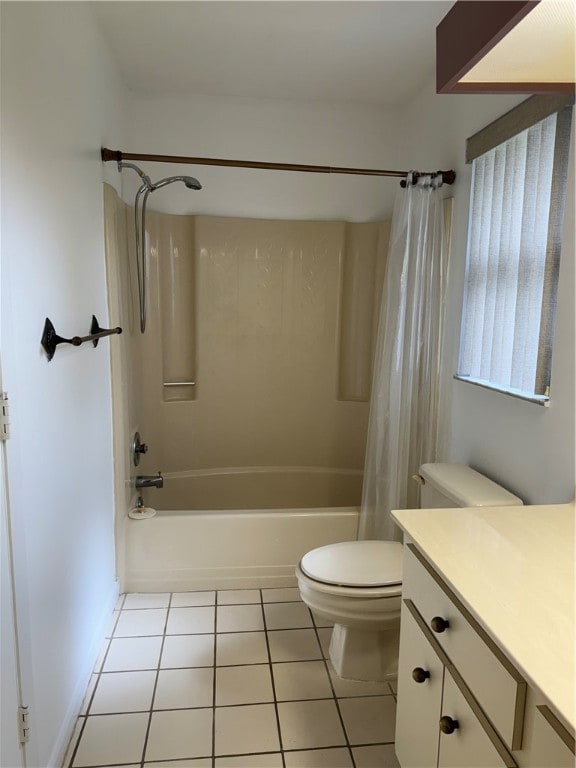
[419,463,523,508]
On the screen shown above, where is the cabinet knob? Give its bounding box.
[431,616,450,633]
[439,716,459,735]
[412,667,431,684]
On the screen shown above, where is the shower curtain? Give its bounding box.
[359,173,448,541]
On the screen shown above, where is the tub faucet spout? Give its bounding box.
[135,472,163,489]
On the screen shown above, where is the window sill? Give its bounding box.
[453,375,550,407]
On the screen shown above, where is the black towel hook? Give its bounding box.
[41,315,122,361]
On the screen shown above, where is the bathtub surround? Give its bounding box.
[104,188,389,590]
[155,468,362,512]
[140,213,389,475]
[104,184,141,595]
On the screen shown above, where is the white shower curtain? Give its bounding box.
[359,173,448,541]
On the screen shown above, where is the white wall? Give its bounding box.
[124,92,403,221]
[399,80,575,504]
[0,4,126,765]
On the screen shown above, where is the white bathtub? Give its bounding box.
[125,468,361,591]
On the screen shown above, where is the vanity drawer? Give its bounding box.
[403,543,526,749]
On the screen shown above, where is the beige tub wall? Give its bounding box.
[134,214,389,480]
[339,221,390,402]
[103,183,144,579]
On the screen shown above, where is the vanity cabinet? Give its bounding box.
[395,602,444,767]
[395,543,575,768]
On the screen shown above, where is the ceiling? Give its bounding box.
[92,1,453,107]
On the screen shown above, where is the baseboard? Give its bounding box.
[49,579,119,768]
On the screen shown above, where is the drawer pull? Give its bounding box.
[439,716,459,735]
[412,667,431,683]
[431,616,450,633]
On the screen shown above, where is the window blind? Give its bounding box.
[457,104,572,401]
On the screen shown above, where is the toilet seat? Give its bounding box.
[298,540,403,598]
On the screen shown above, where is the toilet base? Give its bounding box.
[329,622,399,682]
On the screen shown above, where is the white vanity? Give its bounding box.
[391,502,575,768]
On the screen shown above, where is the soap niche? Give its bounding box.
[158,213,197,403]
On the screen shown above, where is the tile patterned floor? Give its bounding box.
[63,588,400,768]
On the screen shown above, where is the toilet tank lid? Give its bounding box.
[300,540,403,588]
[419,463,523,507]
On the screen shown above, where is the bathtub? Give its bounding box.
[125,467,361,592]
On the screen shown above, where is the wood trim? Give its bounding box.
[448,82,576,95]
[436,1,539,94]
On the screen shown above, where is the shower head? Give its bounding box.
[116,160,202,335]
[150,175,202,192]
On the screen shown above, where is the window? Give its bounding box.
[457,96,573,404]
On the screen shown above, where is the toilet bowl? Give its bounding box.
[296,540,403,682]
[296,463,524,683]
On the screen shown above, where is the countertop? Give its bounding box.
[391,502,575,731]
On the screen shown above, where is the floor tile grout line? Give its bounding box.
[309,612,357,768]
[83,671,101,717]
[260,588,287,768]
[111,625,324,640]
[66,710,89,768]
[139,593,172,768]
[61,690,396,719]
[69,740,397,768]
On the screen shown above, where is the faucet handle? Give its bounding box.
[132,432,149,466]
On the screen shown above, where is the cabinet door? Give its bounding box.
[396,603,444,768]
[438,670,510,768]
[517,698,575,768]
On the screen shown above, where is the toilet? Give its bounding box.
[296,463,523,682]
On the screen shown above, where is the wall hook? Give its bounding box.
[41,315,122,361]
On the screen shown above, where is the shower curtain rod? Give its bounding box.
[101,148,456,186]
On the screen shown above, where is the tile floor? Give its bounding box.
[63,588,400,768]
